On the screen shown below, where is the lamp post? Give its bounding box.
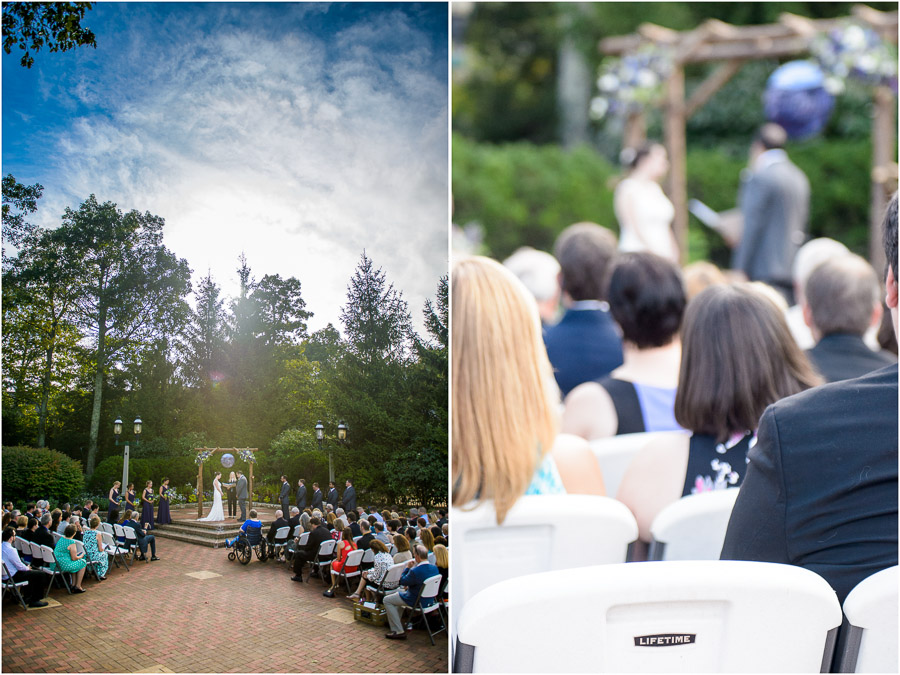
[113,417,142,489]
[315,419,348,484]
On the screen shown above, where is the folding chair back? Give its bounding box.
[274,526,290,542]
[451,494,637,640]
[298,532,310,546]
[1,561,28,609]
[369,561,407,599]
[412,574,446,645]
[101,531,130,572]
[51,531,61,544]
[590,431,689,498]
[838,565,898,673]
[648,488,741,561]
[100,523,115,536]
[454,561,842,673]
[353,536,362,543]
[361,548,375,565]
[292,525,302,538]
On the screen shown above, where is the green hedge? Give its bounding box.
[86,455,200,495]
[2,446,84,505]
[453,134,873,264]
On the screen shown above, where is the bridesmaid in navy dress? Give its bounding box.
[157,478,172,525]
[141,480,155,530]
[124,483,137,514]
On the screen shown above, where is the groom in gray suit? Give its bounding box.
[236,471,248,521]
[732,123,810,304]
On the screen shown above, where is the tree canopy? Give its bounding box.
[2,1,97,68]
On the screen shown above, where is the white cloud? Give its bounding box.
[30,4,447,337]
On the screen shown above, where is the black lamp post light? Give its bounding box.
[315,419,348,483]
[113,417,142,489]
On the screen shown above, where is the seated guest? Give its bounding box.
[722,193,899,605]
[24,503,37,521]
[405,526,418,544]
[290,516,331,582]
[266,510,290,544]
[299,511,311,534]
[803,254,896,383]
[2,527,50,607]
[502,245,562,326]
[1,513,11,531]
[433,543,449,601]
[322,528,358,598]
[19,517,39,543]
[785,237,850,349]
[288,507,301,531]
[453,256,606,525]
[82,499,94,517]
[53,524,88,593]
[417,507,430,526]
[31,514,55,564]
[123,511,159,561]
[383,544,440,640]
[3,502,12,514]
[356,519,374,550]
[436,509,447,528]
[434,536,447,548]
[347,511,362,538]
[55,514,70,536]
[387,519,401,539]
[50,508,62,534]
[334,508,349,529]
[543,223,624,396]
[617,283,821,543]
[15,516,28,538]
[373,521,391,546]
[420,528,435,562]
[347,539,398,602]
[60,503,71,521]
[392,534,412,564]
[563,253,686,439]
[226,509,262,548]
[83,515,109,581]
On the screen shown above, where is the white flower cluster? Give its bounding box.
[811,22,897,95]
[590,46,672,121]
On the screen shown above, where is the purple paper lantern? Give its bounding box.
[763,61,834,140]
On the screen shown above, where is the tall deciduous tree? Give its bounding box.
[2,173,43,264]
[2,1,97,68]
[60,195,191,475]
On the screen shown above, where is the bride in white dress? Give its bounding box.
[198,472,225,521]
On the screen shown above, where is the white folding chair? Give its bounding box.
[292,525,302,538]
[101,531,131,572]
[360,547,376,570]
[451,494,638,642]
[1,561,28,610]
[39,544,72,595]
[648,488,741,561]
[51,531,61,544]
[332,548,365,594]
[409,574,446,646]
[272,526,290,560]
[297,532,310,546]
[454,560,842,673]
[366,561,406,603]
[73,539,102,580]
[353,535,362,543]
[122,526,139,561]
[590,431,689,499]
[100,523,115,536]
[838,565,898,673]
[311,539,337,583]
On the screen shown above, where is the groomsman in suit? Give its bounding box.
[342,480,357,514]
[279,475,290,517]
[296,478,307,510]
[235,471,249,521]
[311,483,324,511]
[326,482,338,510]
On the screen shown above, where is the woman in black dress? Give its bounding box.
[124,483,137,514]
[141,480,155,530]
[107,481,122,524]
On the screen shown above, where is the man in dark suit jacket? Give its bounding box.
[278,475,290,517]
[290,517,331,581]
[542,223,623,397]
[266,509,291,545]
[357,519,375,550]
[722,192,899,606]
[802,253,896,383]
[288,507,301,531]
[30,515,55,566]
[732,123,810,303]
[326,482,338,510]
[124,512,159,561]
[296,479,307,510]
[342,480,357,513]
[311,483,323,511]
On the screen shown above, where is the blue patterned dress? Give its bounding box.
[83,529,109,577]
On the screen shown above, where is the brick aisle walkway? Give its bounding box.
[2,538,448,673]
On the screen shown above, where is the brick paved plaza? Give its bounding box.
[2,535,448,673]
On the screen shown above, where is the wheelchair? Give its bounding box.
[227,525,268,565]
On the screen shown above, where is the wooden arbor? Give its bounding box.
[600,5,898,268]
[195,447,257,519]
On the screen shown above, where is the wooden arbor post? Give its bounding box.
[195,448,258,519]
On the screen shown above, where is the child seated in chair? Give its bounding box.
[226,509,262,547]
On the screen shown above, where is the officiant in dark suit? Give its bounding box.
[296,478,307,510]
[326,482,338,510]
[342,480,357,513]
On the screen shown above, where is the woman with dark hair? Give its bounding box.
[323,527,357,598]
[49,509,62,534]
[157,478,172,525]
[124,483,137,514]
[617,284,822,542]
[141,481,155,530]
[392,534,412,564]
[614,143,677,262]
[563,252,687,439]
[108,481,122,524]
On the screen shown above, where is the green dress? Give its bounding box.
[83,530,109,577]
[53,536,87,573]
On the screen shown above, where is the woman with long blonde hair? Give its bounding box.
[452,256,605,524]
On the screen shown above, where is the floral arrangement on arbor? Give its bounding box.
[195,449,213,466]
[590,45,673,120]
[238,448,257,464]
[810,21,898,94]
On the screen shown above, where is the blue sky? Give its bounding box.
[2,2,449,335]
